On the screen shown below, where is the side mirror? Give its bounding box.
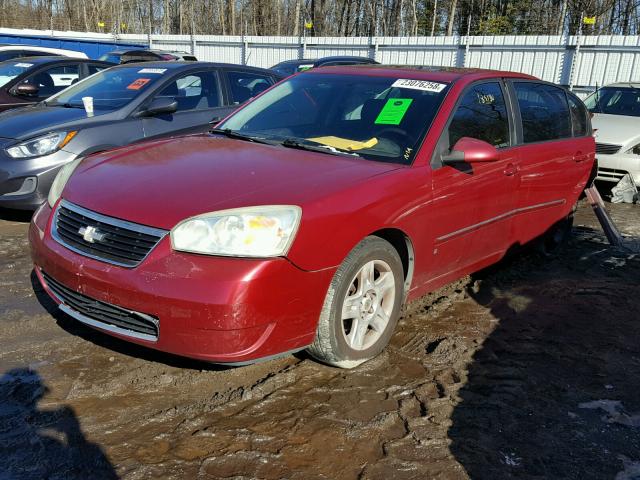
[15,83,40,97]
[442,137,500,164]
[140,97,178,117]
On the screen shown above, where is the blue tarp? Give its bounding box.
[0,33,146,59]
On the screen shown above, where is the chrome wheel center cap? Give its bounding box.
[361,290,377,315]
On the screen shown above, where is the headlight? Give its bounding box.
[171,206,302,257]
[47,157,83,208]
[625,144,640,155]
[6,131,77,159]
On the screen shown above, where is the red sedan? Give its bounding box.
[29,66,595,367]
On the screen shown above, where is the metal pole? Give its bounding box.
[569,12,584,90]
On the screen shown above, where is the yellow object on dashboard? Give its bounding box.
[307,136,378,151]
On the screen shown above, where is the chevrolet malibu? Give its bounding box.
[30,66,595,368]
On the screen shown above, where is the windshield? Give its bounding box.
[46,66,166,110]
[219,73,450,164]
[584,87,640,117]
[0,61,34,87]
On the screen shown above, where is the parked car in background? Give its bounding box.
[0,56,113,112]
[30,66,594,368]
[0,61,280,210]
[99,49,197,64]
[0,44,88,61]
[584,83,640,184]
[270,56,379,76]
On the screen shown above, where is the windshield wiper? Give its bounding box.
[210,128,275,145]
[60,103,85,109]
[280,138,360,157]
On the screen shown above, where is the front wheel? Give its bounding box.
[307,236,404,368]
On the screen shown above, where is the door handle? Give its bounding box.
[503,163,518,176]
[573,151,588,163]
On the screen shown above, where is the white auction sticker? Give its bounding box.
[138,68,167,74]
[392,79,447,92]
[14,63,33,68]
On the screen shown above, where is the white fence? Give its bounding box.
[3,27,640,96]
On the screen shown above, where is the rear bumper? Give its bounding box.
[30,202,335,364]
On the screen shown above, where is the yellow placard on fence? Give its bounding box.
[304,21,313,29]
[97,21,105,28]
[583,16,596,25]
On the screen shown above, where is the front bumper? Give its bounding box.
[0,149,77,210]
[29,203,335,364]
[595,153,640,184]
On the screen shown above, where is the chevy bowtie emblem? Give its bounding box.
[78,225,106,243]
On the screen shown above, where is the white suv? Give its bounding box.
[0,45,88,62]
[585,83,640,184]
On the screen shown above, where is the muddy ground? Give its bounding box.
[1,197,639,480]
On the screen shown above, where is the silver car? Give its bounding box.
[585,83,640,184]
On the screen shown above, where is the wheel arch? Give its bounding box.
[369,228,415,299]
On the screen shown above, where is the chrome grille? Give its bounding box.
[595,143,622,155]
[52,200,167,267]
[41,270,159,341]
[597,167,628,180]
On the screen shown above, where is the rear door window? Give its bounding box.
[514,82,571,143]
[447,81,510,149]
[226,71,276,104]
[156,71,222,111]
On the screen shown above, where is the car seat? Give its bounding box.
[231,85,252,104]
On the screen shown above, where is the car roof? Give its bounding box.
[0,56,110,65]
[0,45,77,52]
[274,56,374,66]
[302,64,537,82]
[105,49,191,55]
[112,60,277,73]
[603,82,640,88]
[315,55,376,63]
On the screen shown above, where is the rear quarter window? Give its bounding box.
[514,82,571,143]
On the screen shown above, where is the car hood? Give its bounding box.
[592,113,640,148]
[0,104,115,140]
[63,135,402,230]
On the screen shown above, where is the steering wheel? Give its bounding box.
[374,126,408,149]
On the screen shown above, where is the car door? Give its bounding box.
[429,80,519,280]
[141,69,230,139]
[507,81,591,245]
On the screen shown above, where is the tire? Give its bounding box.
[307,236,404,368]
[536,211,574,256]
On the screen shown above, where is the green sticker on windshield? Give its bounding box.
[374,98,413,125]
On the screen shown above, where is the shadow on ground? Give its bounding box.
[448,229,640,479]
[0,368,118,480]
[0,207,32,223]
